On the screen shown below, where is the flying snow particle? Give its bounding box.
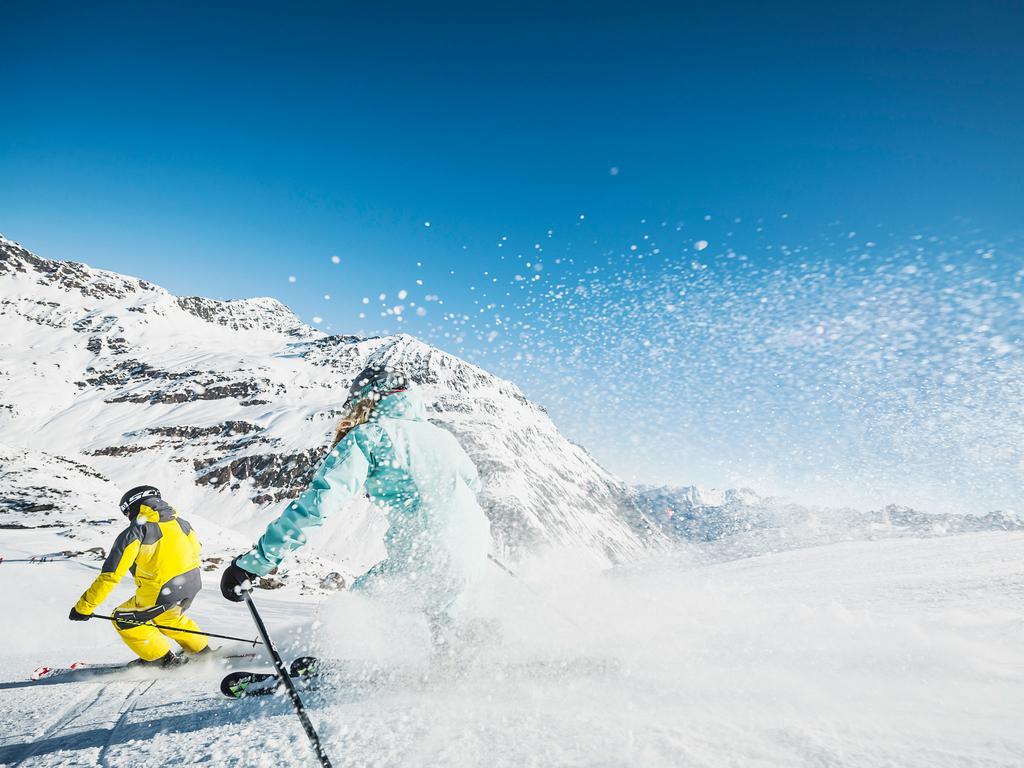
[609,166,620,176]
[323,294,331,300]
[312,316,323,324]
[361,297,370,304]
[288,275,297,283]
[424,221,432,228]
[398,289,408,300]
[416,306,427,317]
[694,240,709,251]
[331,255,340,264]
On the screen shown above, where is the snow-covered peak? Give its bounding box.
[176,295,314,336]
[638,484,763,509]
[0,234,159,301]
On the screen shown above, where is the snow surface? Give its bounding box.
[2,529,1022,767]
[2,237,1022,766]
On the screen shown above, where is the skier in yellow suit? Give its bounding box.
[69,486,209,666]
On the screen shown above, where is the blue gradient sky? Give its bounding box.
[3,2,1022,511]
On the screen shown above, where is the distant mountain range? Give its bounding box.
[636,484,1022,560]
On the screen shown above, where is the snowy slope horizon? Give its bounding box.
[636,483,1023,562]
[0,234,663,587]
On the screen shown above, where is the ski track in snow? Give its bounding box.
[1,531,1023,767]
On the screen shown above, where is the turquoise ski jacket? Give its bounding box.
[236,387,492,606]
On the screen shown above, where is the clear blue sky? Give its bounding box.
[3,1,1022,513]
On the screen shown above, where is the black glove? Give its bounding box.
[68,607,91,622]
[220,557,257,602]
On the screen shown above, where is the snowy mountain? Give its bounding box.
[0,234,662,586]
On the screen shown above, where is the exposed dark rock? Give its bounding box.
[146,421,262,439]
[106,379,273,405]
[86,445,148,457]
[195,448,324,503]
[106,337,130,354]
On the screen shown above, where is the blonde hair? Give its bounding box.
[332,398,376,448]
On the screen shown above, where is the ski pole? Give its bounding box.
[487,552,518,578]
[243,591,333,768]
[91,614,264,647]
[0,553,70,564]
[487,553,589,634]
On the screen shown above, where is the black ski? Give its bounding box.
[220,656,320,699]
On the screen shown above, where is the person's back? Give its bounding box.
[227,369,492,617]
[126,497,203,608]
[357,389,490,589]
[70,486,209,665]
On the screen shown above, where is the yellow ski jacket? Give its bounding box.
[75,498,203,615]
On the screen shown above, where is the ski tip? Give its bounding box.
[30,666,51,681]
[290,656,320,678]
[220,672,247,698]
[31,662,87,681]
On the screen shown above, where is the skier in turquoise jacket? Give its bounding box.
[220,364,492,632]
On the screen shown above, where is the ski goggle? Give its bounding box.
[120,488,160,513]
[343,387,408,410]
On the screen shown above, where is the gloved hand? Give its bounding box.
[220,557,257,602]
[68,607,91,622]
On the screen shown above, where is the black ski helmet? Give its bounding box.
[344,365,410,407]
[119,485,161,517]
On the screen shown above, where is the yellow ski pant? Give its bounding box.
[112,597,208,661]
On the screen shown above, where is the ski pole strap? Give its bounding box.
[243,592,333,767]
[90,613,263,647]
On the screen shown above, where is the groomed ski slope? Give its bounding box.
[1,530,1022,767]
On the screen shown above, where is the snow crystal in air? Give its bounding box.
[288,275,297,283]
[694,240,708,251]
[609,166,620,176]
[331,255,341,264]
